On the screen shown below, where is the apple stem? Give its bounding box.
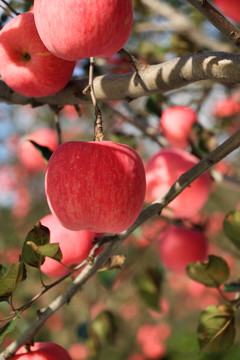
[118,48,145,73]
[88,57,104,141]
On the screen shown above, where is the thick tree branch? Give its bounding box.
[1,129,240,360]
[1,51,240,107]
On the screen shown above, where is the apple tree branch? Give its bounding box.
[1,129,240,360]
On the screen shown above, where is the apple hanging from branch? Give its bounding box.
[10,342,72,360]
[45,141,146,233]
[0,12,76,97]
[34,0,133,61]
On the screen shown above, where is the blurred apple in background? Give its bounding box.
[158,225,208,272]
[45,141,146,233]
[145,148,212,218]
[159,106,198,149]
[34,0,133,61]
[137,323,170,359]
[213,96,240,117]
[0,12,76,97]
[68,343,88,360]
[213,0,240,22]
[40,214,101,278]
[18,128,58,173]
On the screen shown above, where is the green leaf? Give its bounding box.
[0,314,20,344]
[97,270,118,290]
[29,140,53,162]
[186,255,229,287]
[223,210,240,250]
[0,262,26,300]
[145,94,163,117]
[91,310,118,344]
[22,222,50,268]
[26,242,62,262]
[0,265,8,280]
[224,282,240,292]
[134,267,163,311]
[197,305,236,353]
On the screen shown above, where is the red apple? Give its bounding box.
[213,0,240,22]
[18,128,59,173]
[158,225,208,272]
[159,106,198,149]
[45,141,146,233]
[10,342,72,360]
[40,214,101,278]
[68,343,88,360]
[34,0,133,61]
[137,324,169,359]
[145,148,211,218]
[0,12,76,97]
[213,97,240,117]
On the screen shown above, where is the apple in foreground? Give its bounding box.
[40,214,102,278]
[159,106,198,149]
[45,141,146,233]
[158,225,208,272]
[18,128,58,173]
[10,342,72,360]
[145,148,211,218]
[213,0,240,22]
[34,0,133,61]
[0,12,76,97]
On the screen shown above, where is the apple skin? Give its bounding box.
[18,128,59,173]
[0,12,76,97]
[10,342,72,360]
[213,97,240,117]
[158,225,208,272]
[159,106,197,149]
[145,148,211,218]
[45,141,146,233]
[40,214,102,278]
[34,0,133,61]
[213,0,240,22]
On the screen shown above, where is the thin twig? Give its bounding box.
[140,0,233,52]
[187,0,240,49]
[83,57,104,141]
[105,102,168,147]
[0,4,13,18]
[50,105,63,145]
[118,48,146,73]
[0,0,19,16]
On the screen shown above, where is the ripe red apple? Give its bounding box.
[18,128,59,173]
[158,225,208,272]
[213,97,240,117]
[10,342,72,360]
[159,106,198,149]
[34,0,133,61]
[45,141,146,233]
[68,343,89,360]
[145,148,211,218]
[40,214,101,278]
[213,0,240,22]
[137,324,169,359]
[0,12,76,97]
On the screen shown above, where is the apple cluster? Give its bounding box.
[0,0,133,97]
